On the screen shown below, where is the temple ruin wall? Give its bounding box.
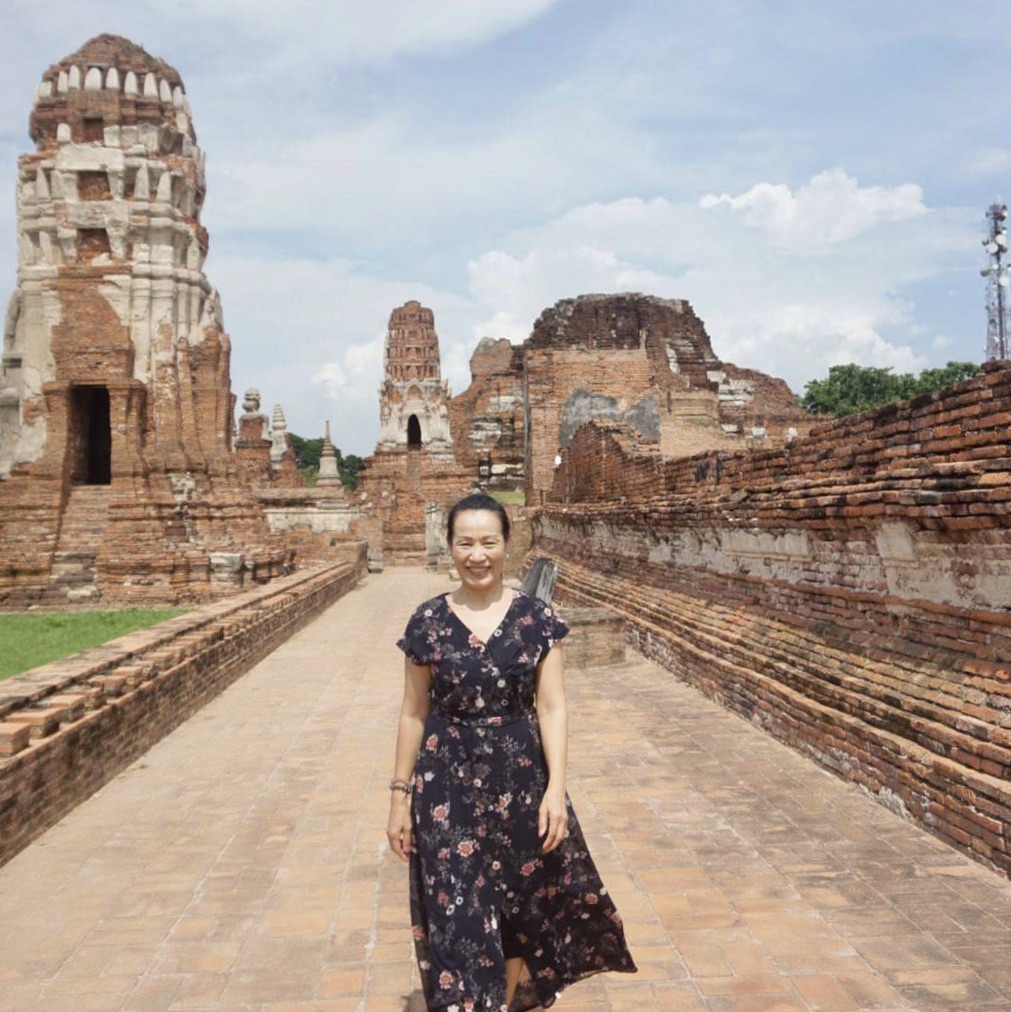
[536,362,1011,876]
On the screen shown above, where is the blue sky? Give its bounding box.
[0,1,1007,454]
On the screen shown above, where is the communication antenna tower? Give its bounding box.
[981,201,1010,361]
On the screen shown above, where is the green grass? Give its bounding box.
[0,608,186,681]
[491,490,526,505]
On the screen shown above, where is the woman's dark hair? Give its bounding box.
[447,492,511,543]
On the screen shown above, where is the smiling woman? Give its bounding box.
[386,492,635,1010]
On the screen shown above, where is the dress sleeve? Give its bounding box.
[535,599,569,653]
[396,604,434,665]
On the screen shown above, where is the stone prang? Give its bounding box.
[1,34,231,480]
[0,35,291,605]
[377,300,453,457]
[357,301,472,570]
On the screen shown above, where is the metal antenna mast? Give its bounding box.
[981,201,1010,361]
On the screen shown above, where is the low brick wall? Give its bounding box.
[0,548,366,868]
[537,364,1011,878]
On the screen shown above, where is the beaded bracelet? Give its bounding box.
[389,778,413,795]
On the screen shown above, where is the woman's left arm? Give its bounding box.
[535,644,568,853]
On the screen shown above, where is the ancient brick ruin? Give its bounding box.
[4,33,1007,890]
[537,364,1011,876]
[522,294,815,502]
[356,301,473,567]
[377,300,454,455]
[352,292,816,569]
[0,35,291,606]
[448,337,525,491]
[234,389,301,487]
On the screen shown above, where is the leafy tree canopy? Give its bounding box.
[289,434,322,470]
[801,361,982,418]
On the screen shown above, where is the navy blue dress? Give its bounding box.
[397,590,636,1011]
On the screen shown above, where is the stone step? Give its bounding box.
[49,488,113,596]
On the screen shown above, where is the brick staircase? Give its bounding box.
[551,555,1011,876]
[46,485,113,603]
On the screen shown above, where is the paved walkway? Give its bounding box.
[1,570,1010,1012]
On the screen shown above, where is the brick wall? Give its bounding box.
[522,293,816,502]
[526,346,656,503]
[448,338,525,490]
[536,362,1011,876]
[0,552,365,867]
[355,448,474,567]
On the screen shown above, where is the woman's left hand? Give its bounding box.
[538,783,568,853]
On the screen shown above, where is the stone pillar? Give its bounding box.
[425,503,445,571]
[234,388,271,481]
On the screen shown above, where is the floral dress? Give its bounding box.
[397,590,636,1011]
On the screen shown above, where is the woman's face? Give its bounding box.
[450,509,507,595]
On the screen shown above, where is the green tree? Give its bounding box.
[801,361,982,418]
[908,361,982,396]
[339,453,365,492]
[288,434,323,485]
[288,434,323,470]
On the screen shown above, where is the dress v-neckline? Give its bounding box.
[444,591,518,646]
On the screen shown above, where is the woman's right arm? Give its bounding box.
[386,657,432,863]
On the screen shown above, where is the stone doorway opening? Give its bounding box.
[69,385,112,484]
[407,414,422,448]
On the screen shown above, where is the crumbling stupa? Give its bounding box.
[0,35,289,606]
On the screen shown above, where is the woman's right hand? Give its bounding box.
[387,794,413,863]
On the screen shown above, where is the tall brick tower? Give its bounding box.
[358,301,471,568]
[377,300,454,458]
[0,35,287,605]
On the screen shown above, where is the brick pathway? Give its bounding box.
[1,569,1010,1011]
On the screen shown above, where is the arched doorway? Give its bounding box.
[407,414,422,448]
[69,386,112,484]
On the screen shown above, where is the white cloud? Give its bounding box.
[468,245,675,339]
[313,336,384,405]
[465,172,972,395]
[699,169,926,245]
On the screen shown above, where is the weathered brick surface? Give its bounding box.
[536,361,1011,876]
[0,554,365,868]
[377,301,454,454]
[356,448,473,568]
[448,337,524,490]
[523,294,816,501]
[0,36,294,605]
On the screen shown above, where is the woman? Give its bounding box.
[387,492,636,1011]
